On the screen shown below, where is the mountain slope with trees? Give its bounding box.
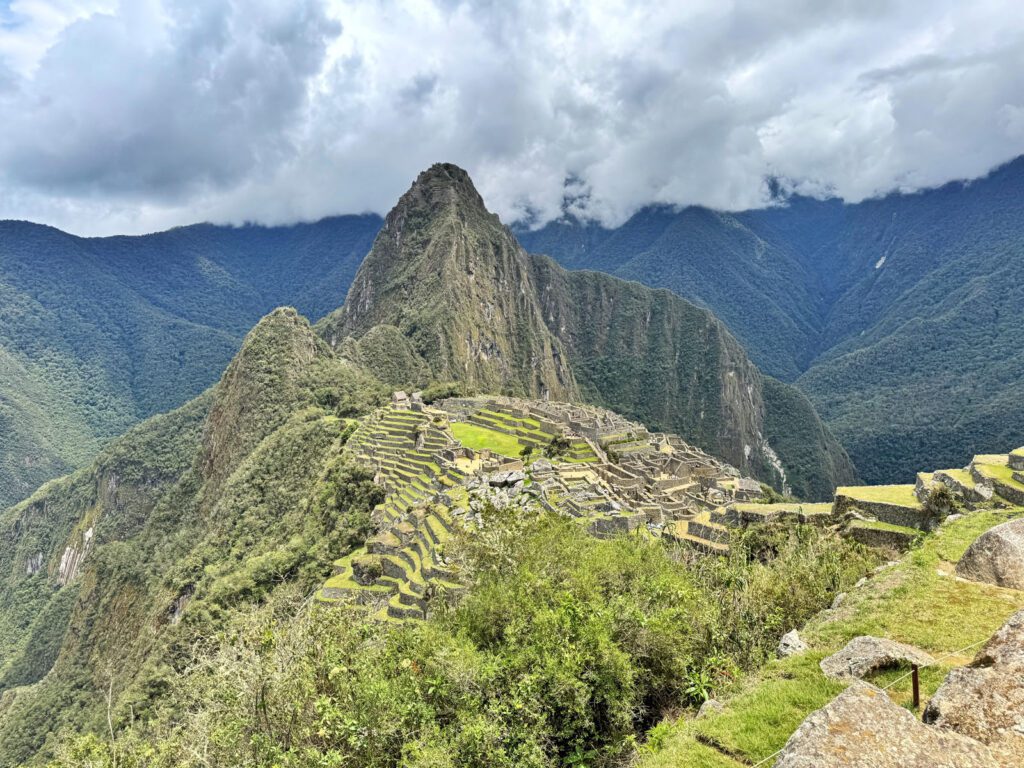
[321,164,854,498]
[0,215,382,509]
[518,156,1024,483]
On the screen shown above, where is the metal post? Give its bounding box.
[912,665,920,709]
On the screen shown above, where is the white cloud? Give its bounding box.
[0,0,1023,235]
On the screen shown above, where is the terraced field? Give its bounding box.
[315,396,760,619]
[317,390,1020,623]
[320,406,469,620]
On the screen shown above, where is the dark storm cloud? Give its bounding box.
[0,0,1022,234]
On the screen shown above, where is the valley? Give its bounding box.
[518,157,1024,484]
[0,163,1020,767]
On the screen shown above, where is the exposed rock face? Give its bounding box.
[778,629,808,657]
[697,699,724,718]
[775,681,999,768]
[820,636,935,680]
[56,526,94,585]
[955,518,1024,590]
[924,609,1024,764]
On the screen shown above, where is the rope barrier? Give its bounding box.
[747,636,990,767]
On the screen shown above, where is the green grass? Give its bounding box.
[1011,446,1024,458]
[936,468,974,485]
[973,461,1024,490]
[837,484,920,507]
[636,508,1024,768]
[733,502,833,515]
[450,421,525,457]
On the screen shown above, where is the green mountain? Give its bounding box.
[0,301,877,766]
[0,308,387,764]
[320,164,577,399]
[517,156,1024,483]
[0,215,382,509]
[321,164,854,498]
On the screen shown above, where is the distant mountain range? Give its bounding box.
[3,157,1023,508]
[518,156,1024,483]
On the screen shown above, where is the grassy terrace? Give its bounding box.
[973,459,1024,485]
[637,509,1024,767]
[450,421,525,457]
[937,467,974,485]
[733,502,833,515]
[836,483,920,507]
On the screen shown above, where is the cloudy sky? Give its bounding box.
[1,0,1023,235]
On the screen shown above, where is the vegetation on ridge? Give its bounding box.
[44,509,874,768]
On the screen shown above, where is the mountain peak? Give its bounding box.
[386,162,491,229]
[321,164,578,400]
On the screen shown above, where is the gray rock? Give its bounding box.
[820,635,935,680]
[778,629,809,658]
[924,609,1024,764]
[830,592,847,610]
[696,699,724,718]
[956,518,1024,590]
[775,681,998,768]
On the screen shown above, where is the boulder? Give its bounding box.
[696,698,724,718]
[956,518,1024,590]
[923,610,1024,764]
[778,629,809,658]
[775,681,998,768]
[820,635,935,680]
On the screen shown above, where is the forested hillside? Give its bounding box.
[0,215,381,508]
[7,156,1024,500]
[518,156,1024,483]
[0,306,871,767]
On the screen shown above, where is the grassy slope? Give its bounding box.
[637,509,1024,767]
[449,422,525,458]
[837,484,920,506]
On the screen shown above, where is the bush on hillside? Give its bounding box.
[49,505,876,768]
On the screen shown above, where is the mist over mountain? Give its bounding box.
[518,155,1024,483]
[320,163,853,498]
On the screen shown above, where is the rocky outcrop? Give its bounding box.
[775,681,998,768]
[955,518,1024,590]
[924,609,1024,764]
[56,526,94,586]
[820,636,935,680]
[778,629,808,657]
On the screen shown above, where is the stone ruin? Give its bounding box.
[317,392,1024,621]
[317,395,766,620]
